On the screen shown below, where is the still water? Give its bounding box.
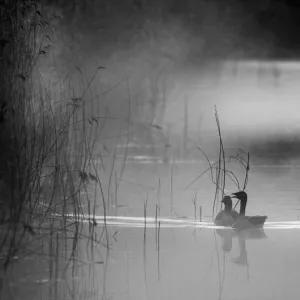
[1,161,300,300]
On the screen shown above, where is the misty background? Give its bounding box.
[1,2,300,299]
[38,0,300,163]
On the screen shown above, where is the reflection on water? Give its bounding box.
[1,219,300,299]
[1,163,300,299]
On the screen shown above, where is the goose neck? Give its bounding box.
[239,200,247,216]
[224,203,232,213]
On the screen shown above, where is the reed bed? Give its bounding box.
[0,4,253,300]
[0,1,114,278]
[184,106,251,220]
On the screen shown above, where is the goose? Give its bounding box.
[214,196,239,226]
[231,191,267,230]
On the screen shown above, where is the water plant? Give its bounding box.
[0,1,111,277]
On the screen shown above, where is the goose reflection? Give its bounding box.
[216,227,267,255]
[232,229,267,268]
[214,228,267,300]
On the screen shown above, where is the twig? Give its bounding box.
[191,191,197,221]
[118,74,131,184]
[200,206,202,222]
[144,192,148,241]
[214,106,226,216]
[170,150,176,214]
[157,177,161,208]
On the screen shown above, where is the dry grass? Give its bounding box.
[184,106,251,219]
[0,2,112,276]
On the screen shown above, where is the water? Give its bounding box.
[1,162,300,300]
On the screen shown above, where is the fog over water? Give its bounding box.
[2,162,300,300]
[1,1,300,300]
[163,60,300,163]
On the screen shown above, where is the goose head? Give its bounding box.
[221,195,233,212]
[231,191,247,203]
[232,191,248,216]
[221,195,233,206]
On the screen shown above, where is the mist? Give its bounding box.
[31,2,289,159]
[2,1,300,300]
[34,0,300,164]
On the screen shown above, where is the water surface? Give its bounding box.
[1,162,300,300]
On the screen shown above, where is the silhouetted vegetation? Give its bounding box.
[0,1,109,278]
[0,1,298,298]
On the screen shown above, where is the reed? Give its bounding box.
[200,205,202,223]
[157,177,161,208]
[107,151,117,207]
[144,192,148,241]
[157,221,161,252]
[0,1,115,273]
[184,106,251,220]
[213,106,226,217]
[191,191,197,221]
[114,171,118,214]
[229,149,250,191]
[170,150,176,215]
[155,204,159,226]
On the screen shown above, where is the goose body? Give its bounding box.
[231,209,239,220]
[214,196,239,226]
[231,191,267,230]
